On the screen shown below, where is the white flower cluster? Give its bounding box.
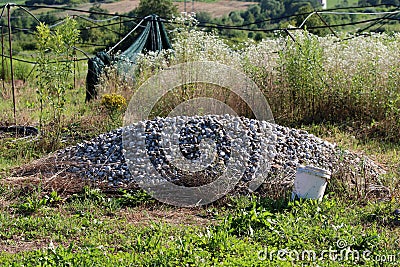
[124,15,400,121]
[323,33,400,85]
[135,18,400,85]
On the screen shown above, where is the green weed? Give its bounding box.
[117,189,155,207]
[15,190,61,214]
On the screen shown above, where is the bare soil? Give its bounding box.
[0,239,56,254]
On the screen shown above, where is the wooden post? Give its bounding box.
[7,4,16,124]
[1,26,5,95]
[77,53,80,85]
[73,49,76,90]
[72,15,76,90]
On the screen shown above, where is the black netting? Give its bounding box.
[85,15,172,102]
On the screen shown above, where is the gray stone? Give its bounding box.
[55,115,385,189]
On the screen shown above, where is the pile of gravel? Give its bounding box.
[56,115,385,193]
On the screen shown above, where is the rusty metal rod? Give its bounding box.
[7,4,16,124]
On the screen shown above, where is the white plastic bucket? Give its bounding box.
[291,165,331,201]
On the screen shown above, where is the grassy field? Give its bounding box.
[327,0,360,8]
[0,185,398,266]
[0,1,26,5]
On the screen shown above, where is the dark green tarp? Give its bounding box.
[85,51,112,102]
[85,15,172,102]
[119,14,172,64]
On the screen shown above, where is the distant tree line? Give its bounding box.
[197,0,400,40]
[358,0,400,6]
[24,0,115,6]
[197,0,329,40]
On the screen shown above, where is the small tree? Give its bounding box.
[36,16,80,149]
[135,0,178,19]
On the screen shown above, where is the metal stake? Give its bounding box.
[7,4,16,124]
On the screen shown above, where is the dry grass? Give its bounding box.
[118,207,213,226]
[174,0,257,17]
[0,239,59,254]
[2,153,129,197]
[2,156,90,196]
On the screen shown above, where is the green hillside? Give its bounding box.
[0,0,26,4]
[327,0,361,8]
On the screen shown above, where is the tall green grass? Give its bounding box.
[270,32,400,141]
[0,59,33,82]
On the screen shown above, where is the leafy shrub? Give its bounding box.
[35,16,80,149]
[100,93,127,113]
[100,93,127,128]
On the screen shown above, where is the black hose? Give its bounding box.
[0,125,39,136]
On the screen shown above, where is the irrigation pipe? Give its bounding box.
[185,3,400,28]
[299,11,317,28]
[15,5,41,24]
[76,15,120,23]
[0,5,5,21]
[76,15,124,36]
[25,63,36,80]
[0,53,88,64]
[306,17,388,29]
[320,10,400,15]
[356,5,400,33]
[107,18,145,54]
[17,4,142,20]
[297,9,400,30]
[49,19,67,28]
[72,46,90,59]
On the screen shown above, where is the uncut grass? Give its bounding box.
[0,188,398,266]
[1,124,398,265]
[0,79,123,171]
